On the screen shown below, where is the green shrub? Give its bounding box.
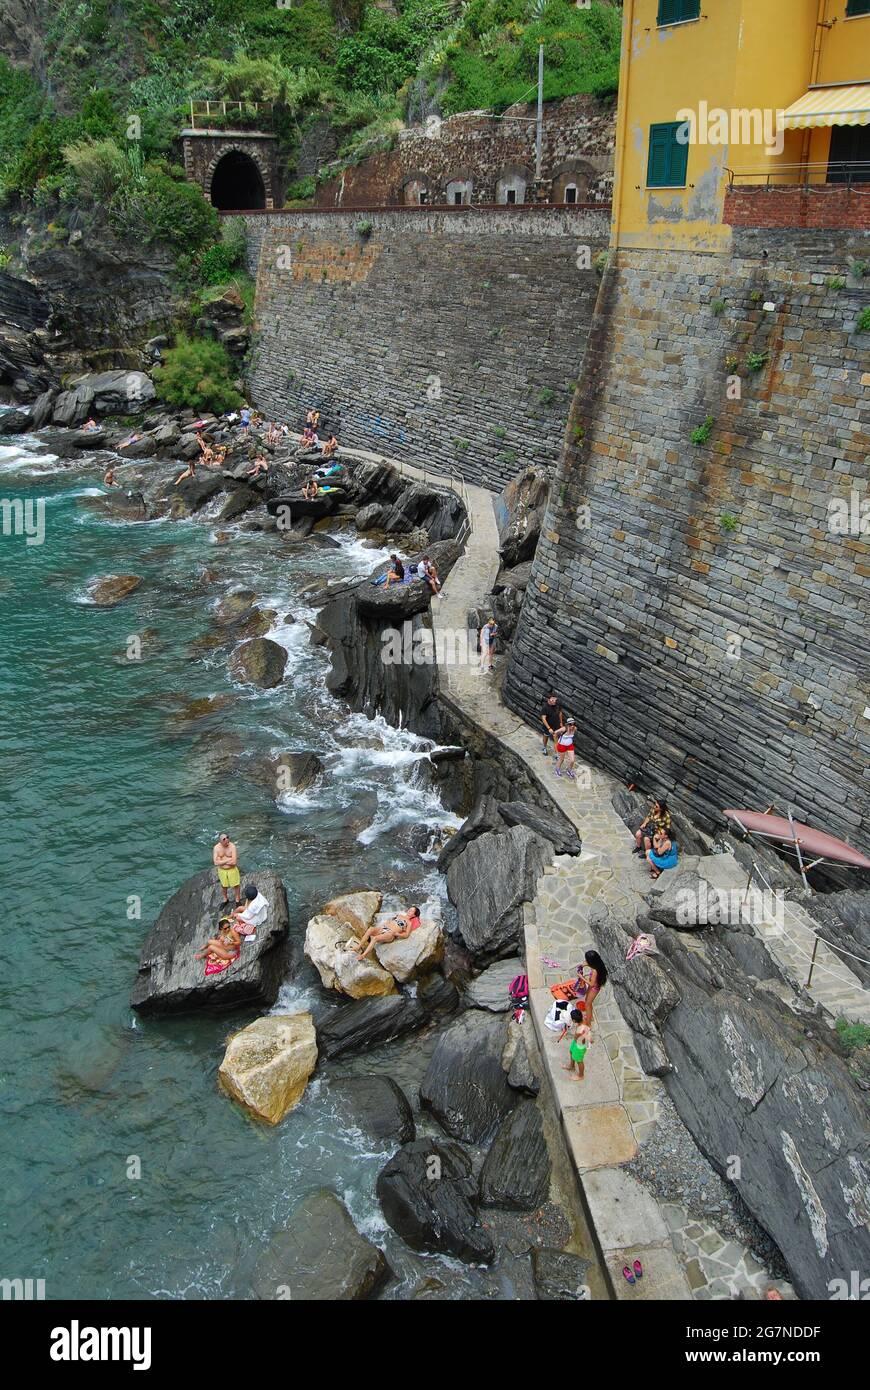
[719,512,739,533]
[746,350,770,373]
[691,415,714,446]
[63,137,128,204]
[836,1017,870,1053]
[197,220,247,285]
[538,386,555,405]
[154,334,243,415]
[857,306,870,333]
[826,275,846,291]
[284,175,316,204]
[356,219,373,236]
[711,298,726,316]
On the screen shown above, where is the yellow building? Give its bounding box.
[610,0,870,252]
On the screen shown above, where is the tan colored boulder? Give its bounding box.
[87,573,142,606]
[304,910,396,998]
[218,1014,317,1125]
[322,890,382,937]
[376,918,444,984]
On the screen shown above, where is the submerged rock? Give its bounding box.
[478,1102,550,1211]
[420,1010,517,1143]
[377,1139,495,1264]
[252,1189,391,1300]
[229,636,287,688]
[316,994,428,1060]
[218,1013,317,1125]
[130,868,289,1017]
[86,573,142,606]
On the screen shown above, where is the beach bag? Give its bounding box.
[544,998,574,1032]
[508,973,529,1006]
[550,976,581,1003]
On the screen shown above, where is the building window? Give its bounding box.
[564,184,578,204]
[506,188,517,204]
[454,191,463,205]
[846,0,870,15]
[657,0,701,25]
[646,122,690,188]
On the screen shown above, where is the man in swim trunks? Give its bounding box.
[213,833,240,906]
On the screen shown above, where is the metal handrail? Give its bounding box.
[726,160,870,191]
[189,98,273,129]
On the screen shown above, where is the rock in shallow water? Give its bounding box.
[420,1010,517,1143]
[87,573,142,606]
[218,1013,317,1125]
[316,994,428,1059]
[229,636,287,688]
[252,1189,391,1300]
[130,868,289,1017]
[327,1075,416,1145]
[377,1139,495,1264]
[531,1248,593,1301]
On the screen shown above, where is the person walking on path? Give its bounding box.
[540,692,563,756]
[213,833,240,907]
[479,618,498,673]
[553,717,578,779]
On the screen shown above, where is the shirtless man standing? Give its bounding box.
[213,832,240,906]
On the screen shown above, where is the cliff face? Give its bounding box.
[506,226,870,848]
[0,213,181,397]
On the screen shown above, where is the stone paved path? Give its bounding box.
[343,449,835,1299]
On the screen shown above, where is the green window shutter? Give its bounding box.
[647,123,689,187]
[846,0,870,18]
[658,0,701,23]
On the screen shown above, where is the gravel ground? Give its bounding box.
[625,1092,789,1281]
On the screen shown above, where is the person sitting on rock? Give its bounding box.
[196,432,214,465]
[633,799,671,857]
[647,828,678,880]
[103,466,118,488]
[383,553,406,588]
[348,906,421,959]
[306,408,321,431]
[321,434,338,460]
[82,417,100,433]
[264,421,281,445]
[303,477,319,500]
[246,454,269,478]
[195,919,241,973]
[417,555,442,597]
[211,444,228,467]
[174,458,196,486]
[231,882,269,941]
[300,426,319,451]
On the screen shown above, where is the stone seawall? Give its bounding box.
[232,207,610,493]
[504,227,870,846]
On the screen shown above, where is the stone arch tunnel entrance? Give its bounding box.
[210,150,266,210]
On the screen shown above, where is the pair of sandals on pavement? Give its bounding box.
[623,1259,644,1286]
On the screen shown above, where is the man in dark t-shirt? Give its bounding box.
[540,692,564,756]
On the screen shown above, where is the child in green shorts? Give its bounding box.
[562,1008,591,1081]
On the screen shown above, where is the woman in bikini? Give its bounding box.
[348,906,421,960]
[175,458,196,486]
[195,920,241,973]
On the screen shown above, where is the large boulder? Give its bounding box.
[447,824,552,961]
[304,913,397,998]
[322,890,382,936]
[531,1249,593,1301]
[87,573,142,606]
[437,795,506,871]
[376,1139,495,1264]
[496,464,550,567]
[375,917,444,983]
[130,868,289,1016]
[316,994,428,1059]
[479,1101,550,1210]
[272,750,323,797]
[230,637,287,688]
[327,1075,416,1145]
[52,370,155,426]
[251,1189,391,1300]
[465,957,524,1012]
[497,801,582,856]
[218,1013,317,1125]
[420,1010,517,1143]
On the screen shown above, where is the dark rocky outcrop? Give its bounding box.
[497,801,582,856]
[588,901,870,1299]
[531,1248,593,1301]
[327,1076,416,1146]
[130,869,289,1016]
[420,1010,516,1143]
[52,369,156,426]
[316,994,429,1059]
[436,794,505,871]
[465,957,524,1012]
[478,1102,550,1211]
[496,464,550,567]
[804,890,870,989]
[446,824,552,961]
[251,1189,391,1300]
[376,1139,495,1264]
[507,1037,540,1096]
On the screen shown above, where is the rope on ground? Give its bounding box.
[750,862,870,993]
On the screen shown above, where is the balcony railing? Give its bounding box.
[725,160,870,190]
[188,100,274,131]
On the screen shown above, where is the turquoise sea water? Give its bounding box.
[0,429,508,1300]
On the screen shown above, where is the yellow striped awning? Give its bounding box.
[779,84,870,130]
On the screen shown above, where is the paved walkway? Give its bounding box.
[342,449,870,1299]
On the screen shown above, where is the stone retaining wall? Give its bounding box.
[504,227,870,846]
[234,206,611,492]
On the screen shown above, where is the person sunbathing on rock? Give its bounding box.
[103,466,118,487]
[302,477,319,500]
[264,421,281,445]
[300,426,319,451]
[348,906,421,959]
[321,434,339,460]
[194,919,241,965]
[82,418,101,433]
[196,433,214,465]
[174,458,196,486]
[246,454,269,478]
[211,444,228,467]
[383,553,406,588]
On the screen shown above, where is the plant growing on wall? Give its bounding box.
[750,289,763,303]
[594,250,609,276]
[356,219,373,237]
[725,355,740,373]
[691,415,714,446]
[538,386,555,406]
[719,512,739,533]
[850,259,868,279]
[826,275,846,291]
[746,350,770,373]
[711,298,726,316]
[856,307,870,333]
